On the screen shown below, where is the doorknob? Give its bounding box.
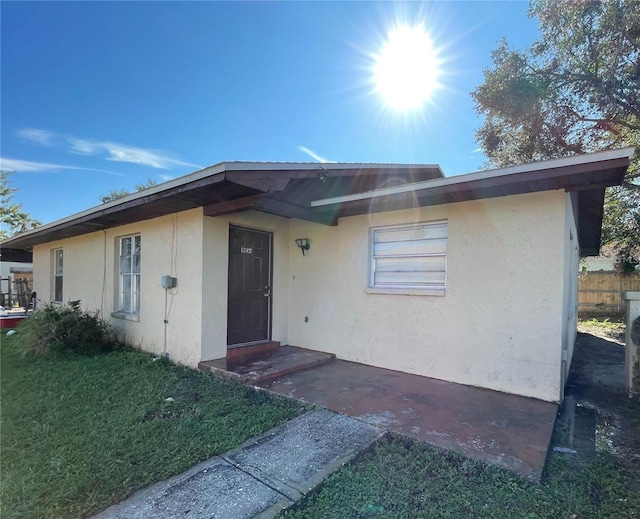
[263,286,271,297]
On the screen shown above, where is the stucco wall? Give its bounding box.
[287,191,567,402]
[32,208,205,367]
[31,189,572,401]
[201,211,291,361]
[561,192,579,387]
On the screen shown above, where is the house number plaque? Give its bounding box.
[240,247,253,254]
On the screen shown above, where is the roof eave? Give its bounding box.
[311,147,635,208]
[310,148,634,257]
[1,162,443,250]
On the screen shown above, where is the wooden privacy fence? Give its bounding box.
[578,271,640,317]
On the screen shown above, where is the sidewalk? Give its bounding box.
[94,408,384,519]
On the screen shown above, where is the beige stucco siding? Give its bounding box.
[561,192,579,386]
[201,211,291,361]
[32,208,292,367]
[287,191,567,402]
[33,234,106,311]
[31,188,571,402]
[32,208,205,367]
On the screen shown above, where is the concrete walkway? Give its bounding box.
[94,408,384,519]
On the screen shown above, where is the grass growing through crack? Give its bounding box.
[0,332,302,519]
[282,436,640,519]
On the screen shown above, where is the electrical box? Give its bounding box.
[161,275,177,289]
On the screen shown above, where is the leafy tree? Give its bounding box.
[99,178,157,203]
[0,171,41,240]
[472,0,639,269]
[99,189,131,204]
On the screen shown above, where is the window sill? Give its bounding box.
[366,287,445,297]
[111,311,140,322]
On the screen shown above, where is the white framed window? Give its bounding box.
[368,220,447,296]
[52,248,63,302]
[118,235,141,314]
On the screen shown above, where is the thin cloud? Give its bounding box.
[298,146,336,163]
[472,148,483,153]
[0,157,125,176]
[67,137,200,169]
[16,128,58,147]
[158,174,175,182]
[17,127,201,170]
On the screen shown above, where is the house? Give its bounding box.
[1,148,634,403]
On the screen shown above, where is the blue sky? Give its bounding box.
[1,1,540,226]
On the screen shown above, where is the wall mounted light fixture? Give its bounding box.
[295,238,310,256]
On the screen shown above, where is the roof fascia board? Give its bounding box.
[311,147,635,208]
[223,162,443,176]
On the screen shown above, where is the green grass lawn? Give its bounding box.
[282,436,640,519]
[0,332,303,519]
[4,326,639,519]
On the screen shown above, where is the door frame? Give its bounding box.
[227,225,274,348]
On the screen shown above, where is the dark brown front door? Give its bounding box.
[227,226,272,346]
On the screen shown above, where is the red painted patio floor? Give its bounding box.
[203,347,558,480]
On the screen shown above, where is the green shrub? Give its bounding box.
[17,300,119,356]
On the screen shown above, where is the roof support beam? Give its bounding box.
[203,194,264,217]
[203,194,338,225]
[227,177,291,192]
[255,198,337,226]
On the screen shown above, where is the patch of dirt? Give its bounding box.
[576,322,625,343]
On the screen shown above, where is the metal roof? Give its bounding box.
[0,150,633,256]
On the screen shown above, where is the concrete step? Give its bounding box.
[199,345,336,385]
[226,341,280,359]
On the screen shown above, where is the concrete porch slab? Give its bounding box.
[258,359,558,481]
[199,345,335,384]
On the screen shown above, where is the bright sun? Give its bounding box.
[374,25,440,111]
